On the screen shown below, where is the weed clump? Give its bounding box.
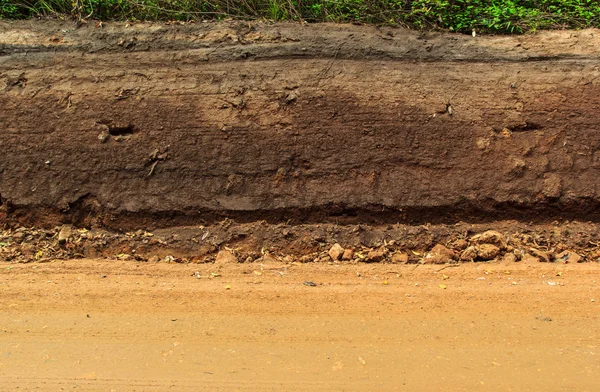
[3,0,600,34]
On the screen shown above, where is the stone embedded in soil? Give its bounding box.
[341,249,354,261]
[555,250,582,263]
[365,249,385,263]
[215,249,238,264]
[328,243,345,261]
[476,244,500,261]
[542,174,563,198]
[392,252,409,264]
[424,244,455,264]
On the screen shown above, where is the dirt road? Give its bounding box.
[1,260,598,391]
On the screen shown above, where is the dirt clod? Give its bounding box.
[424,244,455,264]
[477,244,500,261]
[215,249,238,264]
[365,249,385,263]
[392,252,409,264]
[460,246,478,262]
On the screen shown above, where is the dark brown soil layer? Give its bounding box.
[1,21,600,229]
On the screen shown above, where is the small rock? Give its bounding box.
[391,252,409,264]
[341,249,354,261]
[472,230,506,249]
[502,253,517,263]
[364,249,385,263]
[529,248,550,263]
[58,225,72,244]
[148,255,160,263]
[328,243,345,261]
[424,244,454,264]
[477,244,500,260]
[215,249,237,264]
[554,250,582,264]
[460,246,478,261]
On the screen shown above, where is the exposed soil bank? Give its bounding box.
[1,21,600,229]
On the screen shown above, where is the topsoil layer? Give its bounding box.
[1,21,600,229]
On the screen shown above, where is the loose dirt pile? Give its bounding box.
[1,220,599,265]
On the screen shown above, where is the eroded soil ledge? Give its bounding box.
[1,21,600,230]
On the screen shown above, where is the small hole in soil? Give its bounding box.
[108,124,135,136]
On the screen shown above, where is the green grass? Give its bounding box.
[3,0,600,33]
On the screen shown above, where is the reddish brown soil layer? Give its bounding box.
[2,220,600,265]
[1,22,600,229]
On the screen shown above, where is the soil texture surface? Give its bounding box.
[1,260,599,391]
[2,22,600,228]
